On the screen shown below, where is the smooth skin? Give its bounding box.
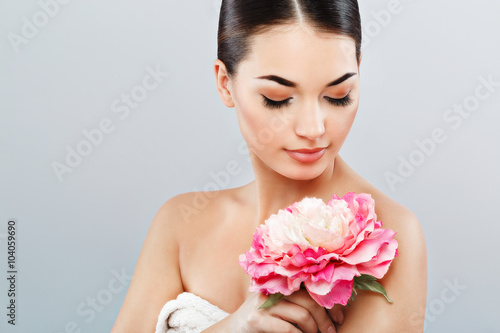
[112,23,427,333]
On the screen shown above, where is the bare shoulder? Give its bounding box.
[163,187,255,311]
[336,156,426,250]
[169,186,256,257]
[160,187,247,237]
[367,189,428,287]
[343,168,428,284]
[336,158,427,332]
[370,188,426,249]
[154,190,208,234]
[112,191,212,333]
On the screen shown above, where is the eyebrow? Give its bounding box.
[255,72,357,88]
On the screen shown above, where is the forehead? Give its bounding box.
[239,24,358,86]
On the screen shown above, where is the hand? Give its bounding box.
[228,289,344,333]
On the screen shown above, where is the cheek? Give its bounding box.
[234,86,292,151]
[234,91,275,149]
[236,95,260,139]
[326,105,358,142]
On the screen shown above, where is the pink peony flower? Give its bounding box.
[239,192,398,309]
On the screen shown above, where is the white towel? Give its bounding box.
[155,292,229,333]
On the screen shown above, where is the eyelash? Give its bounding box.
[324,95,353,107]
[261,94,353,110]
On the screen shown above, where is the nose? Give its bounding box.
[294,100,325,140]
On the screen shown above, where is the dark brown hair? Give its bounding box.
[217,0,362,78]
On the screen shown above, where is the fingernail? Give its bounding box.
[335,311,344,324]
[328,326,335,333]
[337,311,344,324]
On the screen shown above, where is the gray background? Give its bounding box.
[1,0,499,332]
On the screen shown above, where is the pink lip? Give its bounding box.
[285,147,327,163]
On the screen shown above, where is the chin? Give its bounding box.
[278,164,330,181]
[254,151,334,181]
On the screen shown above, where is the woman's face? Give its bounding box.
[224,24,361,181]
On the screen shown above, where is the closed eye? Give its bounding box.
[324,94,353,107]
[261,95,292,110]
[261,94,354,109]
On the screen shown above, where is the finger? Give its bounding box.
[248,311,303,333]
[266,316,303,333]
[326,304,344,325]
[283,292,336,333]
[262,300,319,333]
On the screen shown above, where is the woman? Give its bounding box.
[112,0,427,332]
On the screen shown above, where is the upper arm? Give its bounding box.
[112,194,188,333]
[338,206,428,332]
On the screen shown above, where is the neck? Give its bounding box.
[248,155,347,225]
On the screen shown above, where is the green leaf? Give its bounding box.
[352,274,393,303]
[354,274,377,284]
[350,287,357,301]
[258,293,285,309]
